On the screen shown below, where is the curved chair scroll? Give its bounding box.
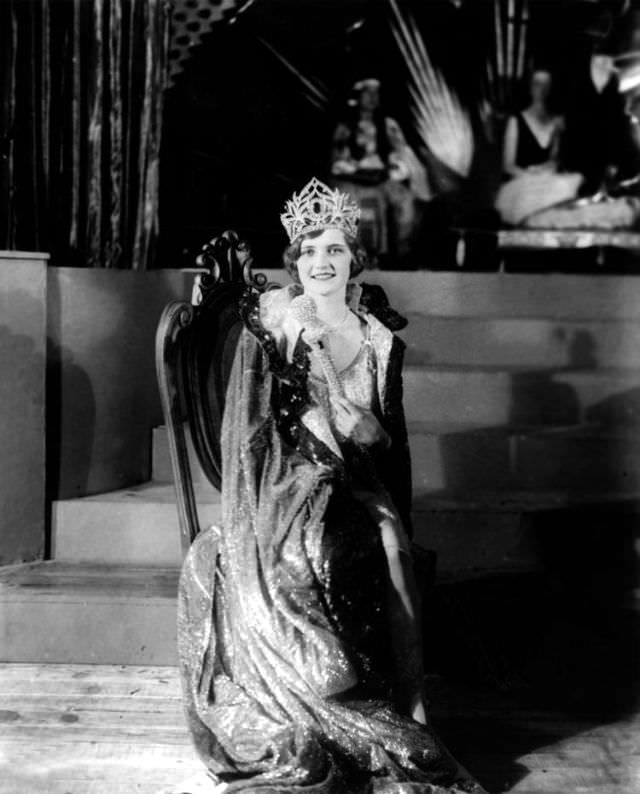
[155,231,274,555]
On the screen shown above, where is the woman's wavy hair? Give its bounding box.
[282,228,368,283]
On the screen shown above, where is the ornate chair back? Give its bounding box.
[155,231,272,556]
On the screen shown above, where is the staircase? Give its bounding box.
[2,272,640,665]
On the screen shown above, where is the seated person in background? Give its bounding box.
[331,78,431,267]
[524,57,640,230]
[502,69,563,178]
[495,68,582,226]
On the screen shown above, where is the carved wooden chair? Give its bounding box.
[155,231,273,555]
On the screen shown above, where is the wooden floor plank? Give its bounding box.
[0,679,182,698]
[0,663,637,794]
[0,692,186,713]
[0,663,181,692]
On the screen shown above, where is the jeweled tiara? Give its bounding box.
[280,177,360,243]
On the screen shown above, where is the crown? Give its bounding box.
[280,177,361,243]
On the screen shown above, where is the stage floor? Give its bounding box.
[0,662,636,793]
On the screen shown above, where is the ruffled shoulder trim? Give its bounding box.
[257,284,302,334]
[239,287,307,386]
[239,286,343,475]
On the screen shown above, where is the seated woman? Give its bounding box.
[502,69,563,178]
[496,69,582,225]
[176,177,488,794]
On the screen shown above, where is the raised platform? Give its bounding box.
[0,562,179,664]
[52,482,220,565]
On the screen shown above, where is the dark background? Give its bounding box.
[158,0,637,269]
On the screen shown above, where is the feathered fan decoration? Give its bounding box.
[388,0,474,179]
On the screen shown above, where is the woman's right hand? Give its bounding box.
[333,397,390,448]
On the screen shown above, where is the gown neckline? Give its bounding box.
[309,316,371,381]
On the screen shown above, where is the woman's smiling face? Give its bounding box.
[296,228,352,299]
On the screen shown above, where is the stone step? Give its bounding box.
[514,426,640,492]
[5,496,639,666]
[151,364,640,430]
[52,480,640,575]
[261,269,640,320]
[7,496,638,666]
[410,423,640,493]
[399,314,640,369]
[414,490,640,577]
[244,272,640,366]
[53,482,533,570]
[0,562,179,664]
[402,365,640,426]
[52,482,221,565]
[153,420,640,495]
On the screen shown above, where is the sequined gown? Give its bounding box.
[177,287,487,794]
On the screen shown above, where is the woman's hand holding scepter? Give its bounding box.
[290,295,390,448]
[290,295,344,400]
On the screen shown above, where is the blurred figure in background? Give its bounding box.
[502,68,564,178]
[560,40,630,194]
[496,68,582,225]
[616,57,640,189]
[330,79,431,267]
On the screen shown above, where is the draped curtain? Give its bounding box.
[0,0,170,268]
